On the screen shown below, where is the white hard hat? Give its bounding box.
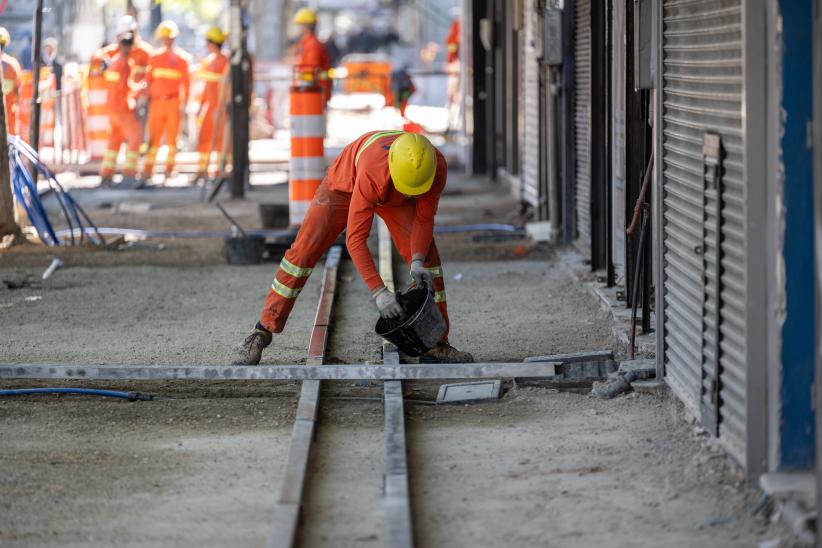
[115,15,138,37]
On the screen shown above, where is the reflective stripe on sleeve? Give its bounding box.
[198,70,223,82]
[427,265,443,278]
[434,290,446,303]
[104,71,121,82]
[354,130,404,166]
[279,257,313,278]
[152,67,183,80]
[271,278,302,299]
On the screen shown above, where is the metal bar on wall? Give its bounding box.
[562,0,577,244]
[813,0,821,538]
[742,0,770,482]
[653,0,665,381]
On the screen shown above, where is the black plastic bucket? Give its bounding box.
[258,203,289,229]
[223,235,266,265]
[375,287,446,357]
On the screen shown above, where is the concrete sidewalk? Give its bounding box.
[0,172,792,547]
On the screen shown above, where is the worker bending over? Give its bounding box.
[233,131,473,365]
[292,8,331,103]
[100,28,141,184]
[141,21,190,181]
[194,27,229,179]
[0,28,22,136]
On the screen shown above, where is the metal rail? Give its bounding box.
[265,246,341,548]
[0,362,559,381]
[378,218,415,548]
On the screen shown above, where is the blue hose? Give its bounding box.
[0,388,154,401]
[7,136,105,247]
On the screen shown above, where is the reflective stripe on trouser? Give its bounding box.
[259,180,349,333]
[143,98,181,177]
[100,110,142,177]
[259,180,451,342]
[196,104,224,175]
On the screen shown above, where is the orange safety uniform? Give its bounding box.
[1,53,21,135]
[142,46,191,178]
[195,50,229,176]
[100,51,141,178]
[445,18,460,63]
[295,32,331,103]
[100,38,153,83]
[259,130,450,340]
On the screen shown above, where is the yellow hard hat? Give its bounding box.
[205,26,226,45]
[155,20,180,40]
[388,133,437,196]
[0,27,10,47]
[293,8,317,25]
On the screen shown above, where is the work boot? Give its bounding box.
[419,342,474,364]
[232,328,272,365]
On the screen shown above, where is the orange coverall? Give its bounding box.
[195,50,229,177]
[143,46,191,178]
[1,53,21,135]
[259,131,450,340]
[295,32,331,103]
[100,52,141,178]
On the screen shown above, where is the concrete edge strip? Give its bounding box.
[378,218,415,548]
[0,362,560,381]
[265,246,342,548]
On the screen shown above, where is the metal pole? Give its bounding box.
[29,0,44,168]
[150,1,162,31]
[229,0,249,199]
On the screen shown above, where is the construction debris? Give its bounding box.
[436,380,502,403]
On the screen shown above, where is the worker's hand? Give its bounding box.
[410,259,433,290]
[373,287,404,319]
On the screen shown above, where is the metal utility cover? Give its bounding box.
[436,380,502,403]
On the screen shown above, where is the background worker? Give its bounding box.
[233,131,474,366]
[99,30,141,186]
[99,15,153,84]
[292,8,331,103]
[194,26,229,180]
[0,28,22,136]
[141,21,190,181]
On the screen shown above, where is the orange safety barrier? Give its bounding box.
[341,57,392,102]
[85,68,109,162]
[17,67,56,146]
[55,76,88,166]
[289,66,326,226]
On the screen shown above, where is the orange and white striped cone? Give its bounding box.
[289,67,325,227]
[85,71,109,162]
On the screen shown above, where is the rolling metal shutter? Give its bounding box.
[574,0,592,248]
[661,0,746,461]
[522,0,541,210]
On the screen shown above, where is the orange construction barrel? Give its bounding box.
[289,66,326,226]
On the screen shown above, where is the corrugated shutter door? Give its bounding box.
[522,0,541,209]
[574,0,592,247]
[661,0,746,461]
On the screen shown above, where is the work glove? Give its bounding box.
[373,287,404,319]
[410,259,433,290]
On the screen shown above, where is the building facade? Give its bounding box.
[466,0,818,486]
